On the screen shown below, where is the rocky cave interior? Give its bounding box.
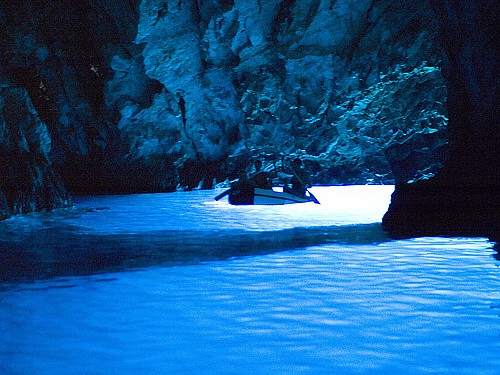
[0,0,498,239]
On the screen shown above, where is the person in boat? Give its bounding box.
[233,169,250,189]
[248,159,276,189]
[285,157,311,197]
[223,169,253,205]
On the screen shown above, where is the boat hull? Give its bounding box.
[228,187,312,205]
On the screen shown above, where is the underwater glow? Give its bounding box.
[0,186,498,374]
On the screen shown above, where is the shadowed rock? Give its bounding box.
[0,86,70,220]
[383,0,500,240]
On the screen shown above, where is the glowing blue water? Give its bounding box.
[0,186,499,374]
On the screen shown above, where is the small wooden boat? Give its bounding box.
[227,187,316,205]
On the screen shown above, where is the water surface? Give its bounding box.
[0,186,498,374]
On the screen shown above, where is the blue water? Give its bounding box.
[0,186,499,374]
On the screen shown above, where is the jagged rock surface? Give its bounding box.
[133,0,448,186]
[0,0,449,218]
[0,86,69,219]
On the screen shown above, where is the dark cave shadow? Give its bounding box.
[2,222,497,286]
[0,223,389,284]
[493,242,500,262]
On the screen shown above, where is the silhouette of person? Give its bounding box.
[288,157,311,196]
[248,159,274,189]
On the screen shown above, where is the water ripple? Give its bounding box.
[0,188,499,374]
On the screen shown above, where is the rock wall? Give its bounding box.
[132,0,448,187]
[0,85,69,219]
[383,0,500,239]
[0,0,162,195]
[0,0,449,218]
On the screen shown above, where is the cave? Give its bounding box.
[0,0,498,240]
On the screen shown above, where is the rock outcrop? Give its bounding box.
[0,85,69,219]
[382,0,500,239]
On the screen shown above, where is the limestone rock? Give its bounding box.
[0,85,69,219]
[135,0,448,186]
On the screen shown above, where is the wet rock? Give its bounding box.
[0,85,70,219]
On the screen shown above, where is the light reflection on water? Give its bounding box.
[67,185,394,232]
[0,186,499,374]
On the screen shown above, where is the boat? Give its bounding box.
[227,187,315,205]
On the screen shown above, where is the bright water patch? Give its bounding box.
[69,185,394,232]
[0,186,393,282]
[0,186,499,374]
